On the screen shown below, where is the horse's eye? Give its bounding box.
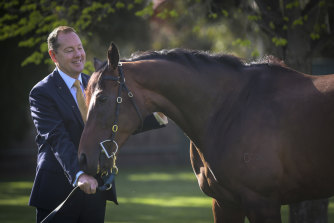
[97,95,108,103]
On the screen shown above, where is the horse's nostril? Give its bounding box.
[79,153,87,171]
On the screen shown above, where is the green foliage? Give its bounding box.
[232,38,251,47]
[251,49,260,58]
[310,32,320,40]
[292,17,303,26]
[0,0,149,67]
[135,2,154,17]
[2,0,332,68]
[221,9,229,17]
[272,37,288,46]
[157,9,179,19]
[83,60,95,76]
[115,1,125,9]
[248,15,261,22]
[192,25,201,34]
[319,0,326,7]
[169,9,178,18]
[310,23,328,40]
[286,1,300,9]
[292,15,308,27]
[269,21,275,30]
[127,3,134,10]
[21,50,43,66]
[209,13,218,19]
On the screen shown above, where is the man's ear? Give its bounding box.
[49,50,57,63]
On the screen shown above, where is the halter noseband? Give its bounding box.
[99,62,143,162]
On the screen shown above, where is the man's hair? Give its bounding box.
[47,26,77,52]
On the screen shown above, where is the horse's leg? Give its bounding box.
[212,199,245,223]
[245,200,282,223]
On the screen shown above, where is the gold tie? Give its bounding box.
[73,79,87,123]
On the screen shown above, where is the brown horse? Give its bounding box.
[78,43,334,222]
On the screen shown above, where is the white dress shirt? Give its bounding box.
[57,67,85,106]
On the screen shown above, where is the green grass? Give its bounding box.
[106,166,213,223]
[0,166,334,222]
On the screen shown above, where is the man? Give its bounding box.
[29,26,167,223]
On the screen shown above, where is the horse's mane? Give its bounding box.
[85,67,103,107]
[249,55,286,67]
[86,49,284,106]
[125,48,284,69]
[125,48,244,68]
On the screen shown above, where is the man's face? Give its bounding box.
[49,32,86,78]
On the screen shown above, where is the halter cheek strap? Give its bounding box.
[99,62,143,171]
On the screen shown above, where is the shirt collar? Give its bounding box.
[57,67,83,89]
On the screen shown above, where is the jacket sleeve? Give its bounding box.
[29,86,80,185]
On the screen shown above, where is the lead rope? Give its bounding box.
[41,167,117,223]
[41,186,80,223]
[98,155,118,191]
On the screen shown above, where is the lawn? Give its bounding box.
[0,166,334,223]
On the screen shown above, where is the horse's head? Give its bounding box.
[78,43,144,175]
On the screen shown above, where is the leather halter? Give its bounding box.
[99,62,143,161]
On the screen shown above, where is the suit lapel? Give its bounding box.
[51,70,85,127]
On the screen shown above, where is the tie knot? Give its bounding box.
[73,79,81,89]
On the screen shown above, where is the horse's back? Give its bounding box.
[202,65,334,204]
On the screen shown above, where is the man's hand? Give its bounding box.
[77,173,98,194]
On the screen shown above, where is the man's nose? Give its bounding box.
[74,49,81,57]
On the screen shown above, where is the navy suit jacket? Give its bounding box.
[29,69,164,210]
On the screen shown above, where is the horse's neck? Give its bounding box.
[128,60,244,147]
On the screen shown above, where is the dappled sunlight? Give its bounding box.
[0,181,35,222]
[0,196,30,206]
[127,171,196,182]
[1,173,333,223]
[0,181,32,206]
[106,167,213,222]
[118,196,211,207]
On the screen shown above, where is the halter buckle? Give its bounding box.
[112,125,118,132]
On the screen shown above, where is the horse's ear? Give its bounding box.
[107,42,120,70]
[93,57,104,71]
